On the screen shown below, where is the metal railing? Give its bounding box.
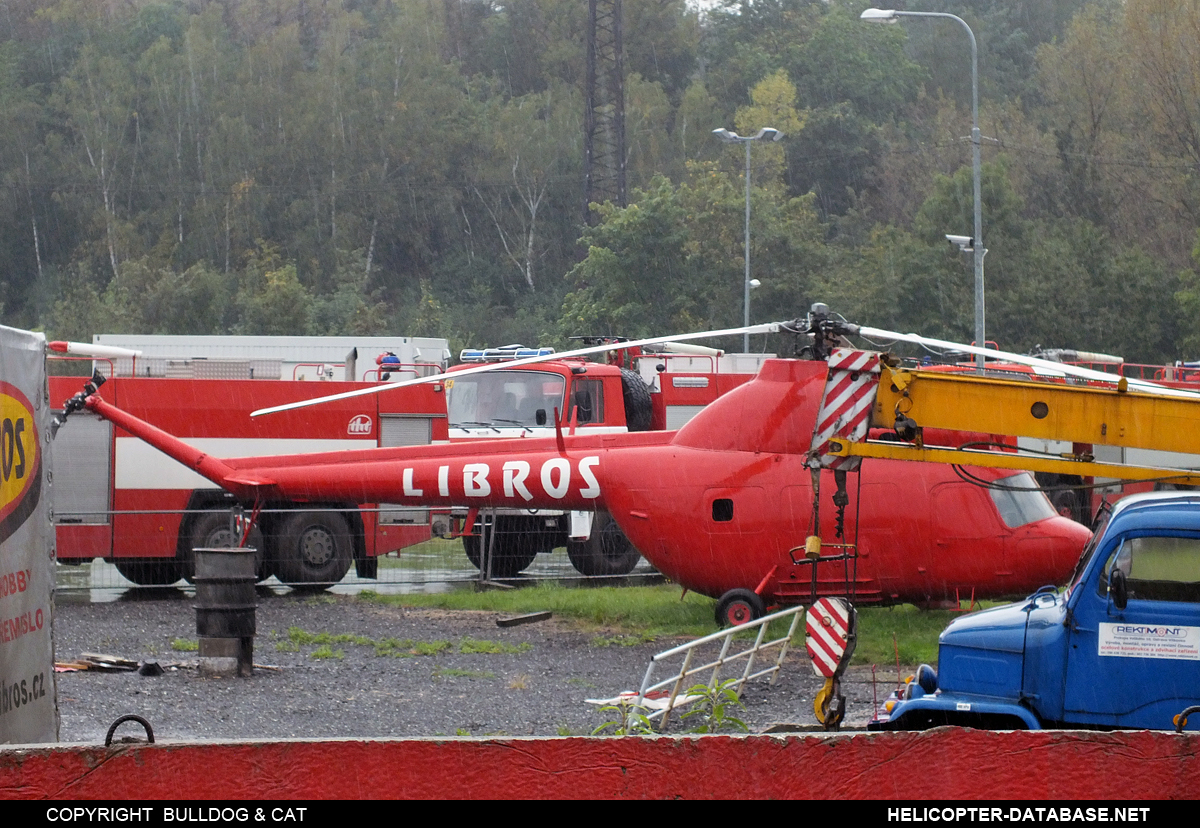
[633,605,804,730]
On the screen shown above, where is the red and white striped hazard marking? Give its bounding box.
[810,349,881,471]
[806,597,852,678]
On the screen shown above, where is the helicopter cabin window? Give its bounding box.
[712,499,734,522]
[1097,535,1200,603]
[570,379,604,425]
[446,371,566,428]
[988,472,1057,529]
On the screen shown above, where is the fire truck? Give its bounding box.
[48,335,451,587]
[441,342,771,577]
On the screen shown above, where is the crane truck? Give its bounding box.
[791,313,1200,731]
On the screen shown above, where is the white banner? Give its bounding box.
[0,325,55,744]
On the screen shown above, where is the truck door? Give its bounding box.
[50,411,113,560]
[1064,532,1200,728]
[376,415,435,552]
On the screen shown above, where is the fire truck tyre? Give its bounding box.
[566,512,641,576]
[492,530,539,577]
[620,369,653,432]
[114,558,182,586]
[273,512,353,587]
[715,589,766,627]
[463,532,484,569]
[184,511,268,583]
[461,527,538,577]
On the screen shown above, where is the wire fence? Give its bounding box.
[54,512,660,598]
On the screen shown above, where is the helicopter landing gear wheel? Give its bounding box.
[715,588,766,627]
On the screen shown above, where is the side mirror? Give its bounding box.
[1110,567,1128,611]
[535,409,547,426]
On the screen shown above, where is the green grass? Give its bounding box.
[171,638,199,652]
[356,582,970,666]
[359,581,719,637]
[853,606,962,666]
[276,626,530,658]
[458,637,530,654]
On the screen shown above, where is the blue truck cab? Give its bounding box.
[870,492,1200,731]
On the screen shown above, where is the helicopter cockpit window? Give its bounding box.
[989,472,1057,528]
[570,379,604,425]
[446,371,566,429]
[1097,535,1200,603]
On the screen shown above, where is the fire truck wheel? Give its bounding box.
[715,589,766,627]
[183,511,268,583]
[461,524,539,578]
[620,369,653,432]
[114,558,182,586]
[565,512,641,576]
[272,511,353,586]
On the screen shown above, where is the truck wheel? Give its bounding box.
[183,511,267,583]
[620,368,653,432]
[114,558,182,586]
[566,512,641,576]
[271,511,352,587]
[461,518,539,578]
[715,588,766,627]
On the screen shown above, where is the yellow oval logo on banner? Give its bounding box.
[0,382,41,543]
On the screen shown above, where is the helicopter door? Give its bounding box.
[931,482,1009,592]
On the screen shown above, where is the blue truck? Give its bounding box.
[870,492,1200,731]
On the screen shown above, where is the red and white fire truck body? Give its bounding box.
[49,335,449,586]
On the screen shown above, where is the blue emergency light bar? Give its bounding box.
[459,346,556,363]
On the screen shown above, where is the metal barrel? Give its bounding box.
[193,547,257,677]
[193,547,258,637]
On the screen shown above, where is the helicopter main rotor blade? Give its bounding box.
[860,326,1200,400]
[250,322,784,417]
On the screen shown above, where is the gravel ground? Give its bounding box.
[51,589,888,744]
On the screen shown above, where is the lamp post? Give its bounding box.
[861,8,986,370]
[712,127,782,352]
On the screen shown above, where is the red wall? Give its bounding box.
[3,730,1198,799]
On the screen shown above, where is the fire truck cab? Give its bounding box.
[442,344,772,577]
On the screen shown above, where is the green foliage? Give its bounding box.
[170,638,199,652]
[680,679,749,734]
[0,0,1194,367]
[592,698,656,736]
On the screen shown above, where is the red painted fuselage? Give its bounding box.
[83,358,1091,605]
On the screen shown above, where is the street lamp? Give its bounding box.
[712,127,783,352]
[860,8,986,370]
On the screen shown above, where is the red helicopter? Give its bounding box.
[55,310,1093,624]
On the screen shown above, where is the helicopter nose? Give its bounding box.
[1012,517,1093,584]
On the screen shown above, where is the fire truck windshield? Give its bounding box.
[446,370,566,429]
